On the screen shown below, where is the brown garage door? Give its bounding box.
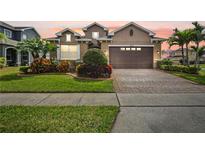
[109,46,153,69]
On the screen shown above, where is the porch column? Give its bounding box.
[17,51,21,66]
[46,52,50,59]
[4,47,7,66]
[28,52,32,66]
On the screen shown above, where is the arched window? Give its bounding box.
[130,29,133,36]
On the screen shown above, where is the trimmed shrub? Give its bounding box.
[76,48,111,78]
[0,57,6,69]
[76,64,87,76]
[76,64,112,78]
[30,58,57,73]
[157,59,173,68]
[159,65,198,74]
[83,48,108,66]
[57,60,69,72]
[19,66,30,74]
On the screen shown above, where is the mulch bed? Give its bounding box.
[66,73,112,81]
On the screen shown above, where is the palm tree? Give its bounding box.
[17,39,43,59]
[191,22,205,68]
[0,32,7,41]
[17,38,57,59]
[168,28,186,65]
[181,29,194,66]
[191,46,205,70]
[41,40,57,58]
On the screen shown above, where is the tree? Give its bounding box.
[181,29,194,66]
[191,46,205,70]
[41,41,57,58]
[191,22,205,69]
[17,38,57,59]
[167,28,186,65]
[0,32,7,41]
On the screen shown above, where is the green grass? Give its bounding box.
[0,67,113,92]
[0,106,119,133]
[170,64,205,85]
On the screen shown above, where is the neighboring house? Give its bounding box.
[48,22,164,68]
[170,48,205,63]
[0,21,40,66]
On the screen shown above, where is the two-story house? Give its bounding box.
[0,21,40,66]
[48,22,163,68]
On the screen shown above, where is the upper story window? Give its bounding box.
[4,29,12,38]
[92,32,99,39]
[66,34,71,42]
[22,34,27,40]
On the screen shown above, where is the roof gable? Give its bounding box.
[0,21,40,37]
[56,28,81,37]
[82,22,108,31]
[109,22,155,36]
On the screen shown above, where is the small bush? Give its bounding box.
[57,60,69,72]
[30,58,57,73]
[157,59,173,68]
[83,48,108,66]
[19,66,30,74]
[76,64,87,76]
[159,64,198,74]
[76,64,112,78]
[31,58,50,73]
[0,57,6,69]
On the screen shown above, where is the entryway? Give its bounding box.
[6,48,17,66]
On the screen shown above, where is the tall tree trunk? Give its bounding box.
[196,43,200,70]
[196,52,200,71]
[186,44,189,66]
[181,46,185,65]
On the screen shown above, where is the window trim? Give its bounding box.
[60,45,80,60]
[4,29,12,38]
[136,48,142,51]
[92,32,99,39]
[22,33,27,40]
[120,48,125,51]
[126,48,131,51]
[66,34,71,42]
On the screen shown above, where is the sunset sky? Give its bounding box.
[6,21,205,50]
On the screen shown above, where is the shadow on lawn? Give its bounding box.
[0,73,23,81]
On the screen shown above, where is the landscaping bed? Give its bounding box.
[0,67,113,92]
[157,60,205,85]
[0,106,119,133]
[169,64,205,85]
[169,71,205,85]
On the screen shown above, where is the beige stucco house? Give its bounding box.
[47,22,163,68]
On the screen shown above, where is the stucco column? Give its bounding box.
[28,52,32,65]
[153,42,161,68]
[17,51,21,66]
[4,47,7,66]
[46,52,50,59]
[57,47,60,60]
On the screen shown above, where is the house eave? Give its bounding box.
[82,22,109,31]
[109,22,156,36]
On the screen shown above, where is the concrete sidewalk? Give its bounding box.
[0,93,119,106]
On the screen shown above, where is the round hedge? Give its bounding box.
[83,48,107,66]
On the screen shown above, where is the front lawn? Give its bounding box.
[0,67,113,92]
[0,106,119,133]
[170,65,205,85]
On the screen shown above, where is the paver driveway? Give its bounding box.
[112,69,205,132]
[113,69,205,93]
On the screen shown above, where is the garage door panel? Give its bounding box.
[109,47,153,69]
